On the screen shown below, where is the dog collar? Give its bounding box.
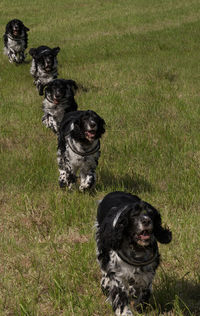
[67,137,100,157]
[117,250,159,267]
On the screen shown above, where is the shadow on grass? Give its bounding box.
[153,274,200,315]
[97,169,153,194]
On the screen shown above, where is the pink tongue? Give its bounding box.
[88,131,95,137]
[139,234,150,240]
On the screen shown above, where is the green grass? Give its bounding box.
[0,0,200,315]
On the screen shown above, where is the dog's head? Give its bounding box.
[70,110,105,144]
[29,46,60,72]
[98,196,172,252]
[6,19,29,37]
[44,79,78,105]
[113,203,172,248]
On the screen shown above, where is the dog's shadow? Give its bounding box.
[97,169,153,194]
[152,275,200,315]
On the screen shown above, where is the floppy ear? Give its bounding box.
[29,48,37,57]
[6,22,12,33]
[97,207,120,252]
[24,26,29,32]
[96,116,105,137]
[146,203,172,244]
[39,82,48,96]
[101,205,131,250]
[43,83,50,97]
[52,47,60,56]
[112,211,129,250]
[65,80,78,95]
[155,224,172,244]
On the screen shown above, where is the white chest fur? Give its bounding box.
[7,34,25,52]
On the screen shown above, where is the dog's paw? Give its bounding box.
[8,55,14,63]
[115,307,133,316]
[79,174,96,192]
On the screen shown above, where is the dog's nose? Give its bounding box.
[141,216,151,226]
[55,91,62,98]
[90,121,96,128]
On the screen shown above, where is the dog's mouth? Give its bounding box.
[85,130,96,142]
[53,98,60,105]
[45,66,52,72]
[136,230,152,245]
[13,29,20,36]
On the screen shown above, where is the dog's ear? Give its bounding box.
[39,85,45,96]
[43,83,49,97]
[111,205,133,250]
[155,225,172,244]
[40,82,49,96]
[6,21,12,32]
[52,47,60,56]
[97,206,120,252]
[70,122,75,131]
[29,48,37,57]
[24,26,29,32]
[96,115,105,137]
[65,80,78,95]
[146,203,172,244]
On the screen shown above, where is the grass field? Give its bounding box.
[0,0,200,315]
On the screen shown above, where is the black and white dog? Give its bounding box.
[96,191,172,315]
[29,45,60,95]
[42,79,78,134]
[57,110,105,191]
[3,19,29,63]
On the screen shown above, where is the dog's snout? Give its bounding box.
[141,216,151,226]
[89,121,97,129]
[55,90,62,97]
[45,56,53,66]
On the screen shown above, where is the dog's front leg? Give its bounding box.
[42,115,58,133]
[57,149,76,189]
[79,169,96,192]
[111,287,133,316]
[101,274,133,316]
[79,157,98,192]
[8,48,16,63]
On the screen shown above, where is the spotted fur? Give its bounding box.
[3,19,29,63]
[42,79,78,134]
[96,191,172,315]
[57,110,105,191]
[29,46,60,95]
